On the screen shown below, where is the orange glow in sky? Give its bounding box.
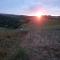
[28,6,48,26]
[28,6,48,16]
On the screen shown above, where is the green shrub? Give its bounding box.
[12,48,29,60]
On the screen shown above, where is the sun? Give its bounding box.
[36,13,42,18]
[35,12,43,18]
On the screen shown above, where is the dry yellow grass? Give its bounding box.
[0,28,27,60]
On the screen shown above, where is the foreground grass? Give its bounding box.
[0,27,29,60]
[0,19,60,60]
[42,19,60,30]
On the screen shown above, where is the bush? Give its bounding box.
[11,48,29,60]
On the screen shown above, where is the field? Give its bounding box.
[0,15,60,60]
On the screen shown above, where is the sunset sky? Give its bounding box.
[0,0,60,16]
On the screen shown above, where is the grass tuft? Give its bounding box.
[11,48,29,60]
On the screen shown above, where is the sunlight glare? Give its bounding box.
[35,12,44,18]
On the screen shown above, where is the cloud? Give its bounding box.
[0,0,60,15]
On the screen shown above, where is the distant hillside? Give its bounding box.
[0,14,60,29]
[0,14,30,29]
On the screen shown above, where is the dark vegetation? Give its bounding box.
[0,14,30,29]
[0,14,60,29]
[10,48,29,60]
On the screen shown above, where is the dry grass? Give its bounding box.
[0,28,29,60]
[0,48,7,60]
[0,19,60,60]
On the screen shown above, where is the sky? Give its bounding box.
[0,0,60,16]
